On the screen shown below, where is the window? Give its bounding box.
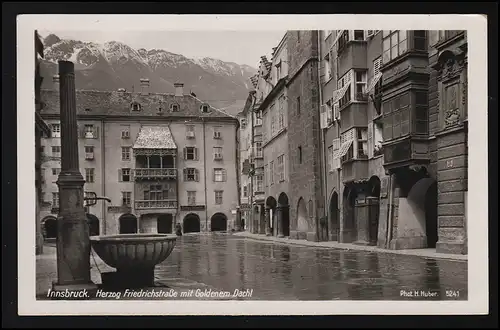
[383,92,411,141]
[122,192,131,206]
[171,103,179,112]
[354,70,368,101]
[213,168,227,182]
[382,30,408,64]
[256,175,263,192]
[324,54,332,81]
[85,168,95,183]
[276,61,282,80]
[270,161,274,185]
[85,146,94,160]
[184,147,198,160]
[84,124,96,139]
[52,192,59,207]
[338,71,352,108]
[255,110,262,126]
[52,168,61,176]
[215,190,223,204]
[255,142,263,158]
[213,147,223,160]
[131,102,141,111]
[120,168,131,182]
[201,105,209,113]
[296,97,301,115]
[270,106,276,135]
[264,164,268,187]
[186,125,195,138]
[337,30,349,52]
[278,95,285,130]
[121,147,130,161]
[183,168,199,181]
[52,145,61,157]
[213,127,222,139]
[298,146,302,164]
[145,185,163,200]
[415,91,429,134]
[51,124,61,138]
[413,30,427,51]
[354,30,365,40]
[187,191,196,205]
[277,154,285,182]
[243,185,248,198]
[357,128,368,158]
[121,127,130,139]
[332,138,341,169]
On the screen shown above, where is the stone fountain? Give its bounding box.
[90,233,177,289]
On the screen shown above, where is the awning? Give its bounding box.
[337,140,353,158]
[332,30,345,47]
[133,126,177,149]
[366,72,383,94]
[332,83,350,103]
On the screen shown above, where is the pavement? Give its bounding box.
[232,231,468,261]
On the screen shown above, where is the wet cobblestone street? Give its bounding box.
[154,233,468,300]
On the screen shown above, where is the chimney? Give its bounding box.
[140,78,150,95]
[53,75,59,90]
[174,83,184,97]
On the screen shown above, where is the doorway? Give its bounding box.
[157,214,173,234]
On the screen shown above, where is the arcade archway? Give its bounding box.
[210,213,227,232]
[42,216,57,240]
[277,192,290,237]
[329,191,339,241]
[342,186,357,243]
[157,214,173,234]
[119,213,138,234]
[265,196,277,235]
[183,213,201,233]
[86,213,100,236]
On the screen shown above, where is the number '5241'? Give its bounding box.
[446,290,460,298]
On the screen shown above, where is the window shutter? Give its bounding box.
[183,169,187,181]
[212,169,216,182]
[130,169,134,181]
[94,126,100,139]
[368,122,373,159]
[183,147,187,160]
[374,57,382,77]
[223,169,227,182]
[195,169,199,182]
[194,147,199,160]
[78,124,84,139]
[320,105,328,129]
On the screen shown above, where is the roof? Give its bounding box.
[133,125,177,149]
[40,89,237,121]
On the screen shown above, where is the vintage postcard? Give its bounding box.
[17,14,488,315]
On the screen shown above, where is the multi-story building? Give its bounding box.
[259,34,290,237]
[320,30,467,254]
[38,79,240,239]
[35,30,51,254]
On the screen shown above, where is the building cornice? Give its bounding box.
[258,76,288,112]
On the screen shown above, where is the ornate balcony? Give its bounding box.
[382,136,430,172]
[133,168,177,180]
[135,200,178,210]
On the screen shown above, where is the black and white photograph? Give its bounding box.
[17,14,488,315]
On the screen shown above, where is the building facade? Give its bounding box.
[38,80,240,239]
[319,29,467,254]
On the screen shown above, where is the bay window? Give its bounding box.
[414,91,429,134]
[354,70,368,101]
[382,30,427,65]
[383,90,428,141]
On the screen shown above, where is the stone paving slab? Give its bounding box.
[233,232,468,261]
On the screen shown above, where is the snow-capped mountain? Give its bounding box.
[39,34,257,115]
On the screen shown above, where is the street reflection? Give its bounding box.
[158,233,467,300]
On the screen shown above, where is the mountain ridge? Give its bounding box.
[39,33,256,115]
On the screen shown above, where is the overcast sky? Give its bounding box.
[39,30,286,68]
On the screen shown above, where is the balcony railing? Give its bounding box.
[135,200,178,209]
[133,168,177,180]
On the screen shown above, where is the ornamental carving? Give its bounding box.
[444,84,460,127]
[462,80,468,107]
[133,148,177,156]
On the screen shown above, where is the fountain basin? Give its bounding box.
[90,233,177,289]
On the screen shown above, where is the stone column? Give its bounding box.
[277,206,284,238]
[264,207,271,236]
[53,61,97,293]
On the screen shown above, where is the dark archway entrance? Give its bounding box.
[119,213,138,234]
[277,193,290,237]
[367,176,381,246]
[211,213,228,232]
[86,213,100,236]
[157,214,173,234]
[43,216,57,240]
[329,191,340,241]
[265,196,277,236]
[342,186,358,243]
[183,213,201,233]
[425,182,438,248]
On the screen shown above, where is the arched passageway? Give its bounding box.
[119,213,138,234]
[183,213,201,233]
[42,216,57,240]
[342,186,358,243]
[367,176,381,245]
[157,214,173,234]
[329,191,340,241]
[277,192,290,237]
[86,213,100,236]
[210,213,228,232]
[265,196,277,235]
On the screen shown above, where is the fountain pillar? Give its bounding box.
[53,61,97,293]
